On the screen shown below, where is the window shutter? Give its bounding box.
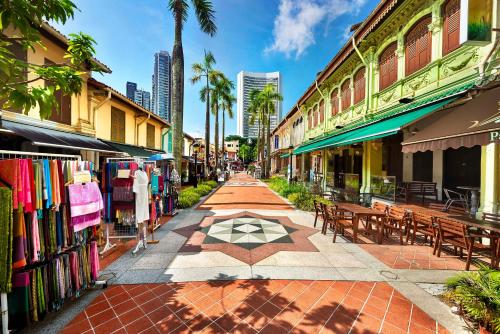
[111,107,126,143]
[330,89,338,116]
[308,111,312,129]
[341,80,351,111]
[319,100,325,123]
[405,16,432,76]
[313,105,318,127]
[442,0,460,55]
[147,124,155,148]
[353,68,365,104]
[379,43,397,91]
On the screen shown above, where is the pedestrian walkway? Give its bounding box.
[52,173,467,334]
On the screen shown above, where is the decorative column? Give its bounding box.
[479,143,500,215]
[432,150,444,201]
[429,2,443,61]
[396,33,405,80]
[361,140,383,193]
[365,48,376,112]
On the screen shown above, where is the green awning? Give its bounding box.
[102,140,164,158]
[280,153,290,158]
[294,97,458,155]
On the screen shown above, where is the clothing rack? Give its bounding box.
[0,151,101,334]
[101,157,146,255]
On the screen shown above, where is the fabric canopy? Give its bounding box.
[294,97,457,155]
[280,153,290,158]
[402,87,500,153]
[1,120,119,153]
[102,140,163,158]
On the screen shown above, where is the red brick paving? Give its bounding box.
[197,175,292,211]
[61,280,449,334]
[173,211,319,265]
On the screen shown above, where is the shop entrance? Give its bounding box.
[443,146,481,190]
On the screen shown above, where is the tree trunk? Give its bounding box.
[256,117,261,171]
[204,74,210,178]
[172,11,184,175]
[266,111,271,178]
[260,114,265,176]
[222,110,225,168]
[214,101,219,169]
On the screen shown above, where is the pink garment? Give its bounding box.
[67,181,103,232]
[31,212,40,262]
[90,241,99,281]
[19,159,33,212]
[0,159,20,208]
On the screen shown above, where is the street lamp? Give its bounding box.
[193,141,201,188]
[288,145,294,184]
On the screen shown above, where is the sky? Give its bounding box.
[53,0,377,139]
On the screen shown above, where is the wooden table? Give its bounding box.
[336,203,387,243]
[457,186,481,216]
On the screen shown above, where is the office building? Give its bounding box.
[126,81,137,100]
[237,71,281,138]
[134,89,151,111]
[152,51,172,121]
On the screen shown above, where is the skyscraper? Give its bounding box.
[126,81,137,100]
[152,51,172,122]
[134,89,151,111]
[237,71,281,138]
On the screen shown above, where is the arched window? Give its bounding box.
[308,110,312,129]
[341,80,351,111]
[319,100,325,123]
[405,16,432,76]
[442,0,460,55]
[379,43,398,91]
[330,89,339,116]
[313,105,319,127]
[353,68,366,104]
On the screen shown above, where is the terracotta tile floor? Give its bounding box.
[197,175,291,211]
[61,280,450,334]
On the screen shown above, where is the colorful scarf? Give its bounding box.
[0,187,13,292]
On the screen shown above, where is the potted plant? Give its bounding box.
[444,266,500,333]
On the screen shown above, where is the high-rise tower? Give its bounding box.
[152,51,172,121]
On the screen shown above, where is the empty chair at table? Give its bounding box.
[435,217,494,271]
[366,202,387,231]
[482,213,500,269]
[384,206,410,244]
[320,203,335,234]
[410,211,437,248]
[327,206,354,243]
[313,199,325,228]
[443,188,469,212]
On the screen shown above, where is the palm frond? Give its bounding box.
[192,0,217,36]
[168,0,189,23]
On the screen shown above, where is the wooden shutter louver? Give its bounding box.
[319,100,325,123]
[313,105,318,127]
[341,80,351,111]
[147,124,155,148]
[111,107,125,143]
[353,68,366,104]
[442,0,460,55]
[308,110,312,129]
[330,89,339,116]
[45,58,72,125]
[379,43,398,91]
[405,16,432,76]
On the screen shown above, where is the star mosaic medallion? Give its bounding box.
[173,212,319,264]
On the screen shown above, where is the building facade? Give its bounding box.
[270,0,499,216]
[126,81,137,100]
[224,140,240,161]
[236,71,282,138]
[0,23,169,169]
[152,51,172,122]
[134,89,151,111]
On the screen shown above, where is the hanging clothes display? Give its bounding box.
[133,169,150,225]
[0,157,101,331]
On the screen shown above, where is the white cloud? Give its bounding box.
[266,0,366,58]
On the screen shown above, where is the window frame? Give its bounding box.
[341,79,351,112]
[442,0,461,56]
[379,42,398,91]
[330,89,339,116]
[111,106,126,143]
[404,15,432,76]
[353,68,366,105]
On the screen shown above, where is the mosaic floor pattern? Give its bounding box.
[174,212,318,265]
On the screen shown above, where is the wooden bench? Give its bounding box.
[398,182,438,203]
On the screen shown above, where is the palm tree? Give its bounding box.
[209,73,232,169]
[191,50,216,177]
[260,84,283,178]
[248,89,263,171]
[168,0,216,174]
[221,88,236,166]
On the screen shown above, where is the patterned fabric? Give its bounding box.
[0,187,13,292]
[12,207,27,269]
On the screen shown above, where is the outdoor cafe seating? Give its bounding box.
[316,197,500,271]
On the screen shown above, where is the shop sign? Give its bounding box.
[460,0,493,44]
[491,131,499,142]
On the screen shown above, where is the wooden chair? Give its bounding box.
[435,217,494,271]
[365,202,387,232]
[321,203,335,235]
[327,206,354,243]
[482,213,500,269]
[427,202,447,211]
[422,183,438,203]
[313,199,324,228]
[385,206,410,244]
[410,211,436,248]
